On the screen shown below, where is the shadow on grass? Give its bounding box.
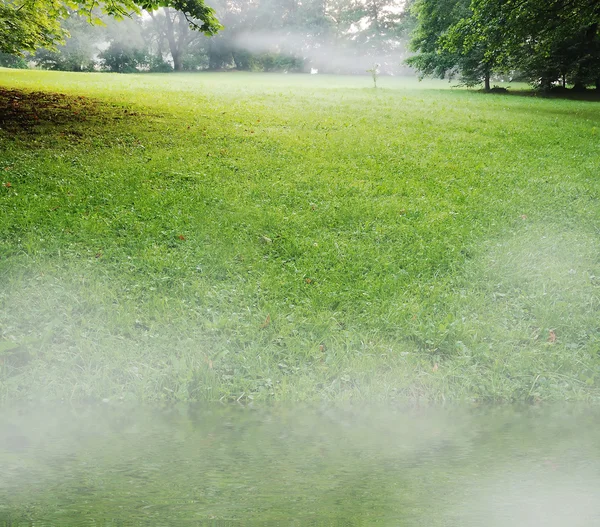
[0,88,145,135]
[474,87,600,123]
[480,86,600,102]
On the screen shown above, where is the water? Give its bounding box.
[1,404,599,525]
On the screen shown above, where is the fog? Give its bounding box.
[24,0,415,75]
[1,404,599,524]
[231,29,414,74]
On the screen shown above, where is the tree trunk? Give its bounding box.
[208,40,217,70]
[208,39,223,70]
[484,71,491,91]
[176,12,191,71]
[172,50,183,71]
[596,78,600,91]
[163,8,183,71]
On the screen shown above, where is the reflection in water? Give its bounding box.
[0,404,599,525]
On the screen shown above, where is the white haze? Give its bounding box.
[231,29,415,75]
[2,405,600,525]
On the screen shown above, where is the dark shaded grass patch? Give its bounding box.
[0,88,132,132]
[0,88,157,151]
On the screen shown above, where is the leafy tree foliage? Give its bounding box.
[409,0,600,90]
[407,0,475,82]
[0,0,221,55]
[466,0,600,89]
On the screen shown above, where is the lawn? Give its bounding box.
[1,69,599,402]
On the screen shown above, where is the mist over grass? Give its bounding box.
[2,403,600,524]
[0,69,599,403]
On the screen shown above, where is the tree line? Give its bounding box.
[0,0,412,75]
[1,0,599,90]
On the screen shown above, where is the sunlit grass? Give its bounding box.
[1,69,599,402]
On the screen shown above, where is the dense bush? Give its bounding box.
[33,47,96,72]
[99,43,148,73]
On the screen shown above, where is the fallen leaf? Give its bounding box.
[177,234,186,241]
[432,363,439,372]
[260,314,271,329]
[521,214,528,220]
[305,277,312,284]
[3,182,11,188]
[548,330,557,343]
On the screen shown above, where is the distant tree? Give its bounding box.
[195,0,316,71]
[147,7,201,71]
[99,15,150,72]
[99,42,148,72]
[32,12,101,71]
[347,0,408,54]
[0,51,28,68]
[317,0,411,74]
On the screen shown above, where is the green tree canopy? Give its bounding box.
[462,0,600,89]
[408,0,600,90]
[0,0,221,54]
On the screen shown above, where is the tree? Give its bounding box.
[409,0,600,91]
[407,0,498,90]
[147,7,201,71]
[464,0,600,90]
[0,50,27,67]
[0,0,221,55]
[99,15,150,72]
[32,11,102,71]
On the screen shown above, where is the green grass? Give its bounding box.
[1,69,599,402]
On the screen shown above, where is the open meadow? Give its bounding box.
[1,69,599,403]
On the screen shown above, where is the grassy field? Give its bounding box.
[1,69,599,403]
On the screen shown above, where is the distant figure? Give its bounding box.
[311,68,319,75]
